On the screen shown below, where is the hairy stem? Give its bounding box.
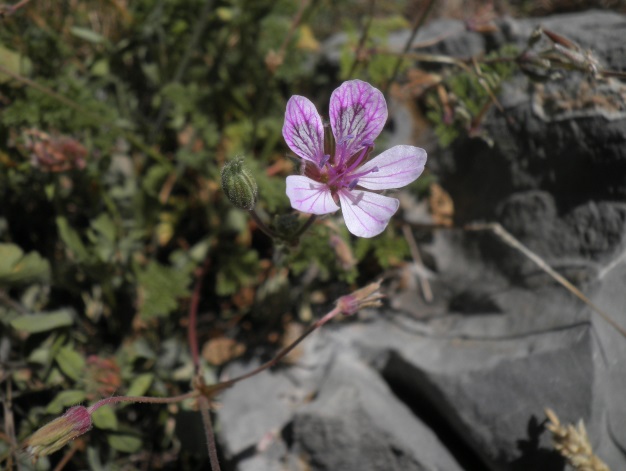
[198,396,221,471]
[214,306,341,390]
[0,0,31,17]
[87,391,198,413]
[248,209,278,239]
[294,214,317,238]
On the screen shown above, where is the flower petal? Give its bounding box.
[282,96,325,164]
[329,80,387,162]
[286,176,339,215]
[356,145,427,190]
[338,189,399,238]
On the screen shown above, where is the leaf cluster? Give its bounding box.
[0,1,428,468]
[424,44,519,148]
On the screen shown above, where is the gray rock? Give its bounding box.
[218,331,465,471]
[291,348,464,471]
[217,10,626,471]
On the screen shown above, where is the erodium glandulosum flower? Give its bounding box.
[283,80,427,238]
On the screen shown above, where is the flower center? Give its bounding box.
[322,141,378,193]
[318,125,380,194]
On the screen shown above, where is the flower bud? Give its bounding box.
[221,159,258,210]
[23,406,93,458]
[336,279,384,316]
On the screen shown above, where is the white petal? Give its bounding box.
[357,145,427,190]
[338,190,399,238]
[329,80,387,162]
[286,176,339,215]
[282,96,325,164]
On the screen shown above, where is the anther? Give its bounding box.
[319,154,331,168]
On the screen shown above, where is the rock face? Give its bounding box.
[216,10,626,471]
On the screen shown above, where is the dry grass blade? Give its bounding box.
[466,223,626,340]
[402,224,433,303]
[545,408,610,471]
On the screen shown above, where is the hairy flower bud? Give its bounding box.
[336,279,384,316]
[221,159,258,210]
[22,406,93,458]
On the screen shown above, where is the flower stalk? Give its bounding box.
[23,282,384,465]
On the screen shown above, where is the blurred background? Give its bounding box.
[1,1,626,470]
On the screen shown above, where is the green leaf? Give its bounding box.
[28,345,51,365]
[0,243,51,286]
[126,373,154,397]
[10,310,73,333]
[188,238,212,264]
[70,27,107,44]
[142,165,170,197]
[45,390,87,414]
[135,261,191,319]
[91,406,118,431]
[90,213,116,242]
[56,345,85,381]
[87,446,106,471]
[107,433,142,453]
[215,248,259,296]
[0,44,32,84]
[56,217,90,262]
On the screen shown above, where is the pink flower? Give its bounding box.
[283,80,427,237]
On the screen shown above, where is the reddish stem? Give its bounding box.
[215,306,342,390]
[87,391,198,414]
[198,396,221,471]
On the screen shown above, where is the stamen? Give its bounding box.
[319,154,331,168]
[348,166,379,181]
[348,178,359,190]
[345,143,373,175]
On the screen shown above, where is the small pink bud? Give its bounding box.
[22,406,92,458]
[336,280,384,316]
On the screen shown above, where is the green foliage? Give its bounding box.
[287,224,358,283]
[55,345,86,381]
[355,226,410,269]
[91,406,119,431]
[107,433,143,453]
[425,44,519,148]
[9,310,74,333]
[135,260,193,319]
[45,390,88,414]
[0,243,51,286]
[215,246,260,296]
[339,14,410,85]
[0,1,425,468]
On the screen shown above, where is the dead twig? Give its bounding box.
[0,0,31,18]
[402,224,433,303]
[384,0,437,95]
[466,222,626,340]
